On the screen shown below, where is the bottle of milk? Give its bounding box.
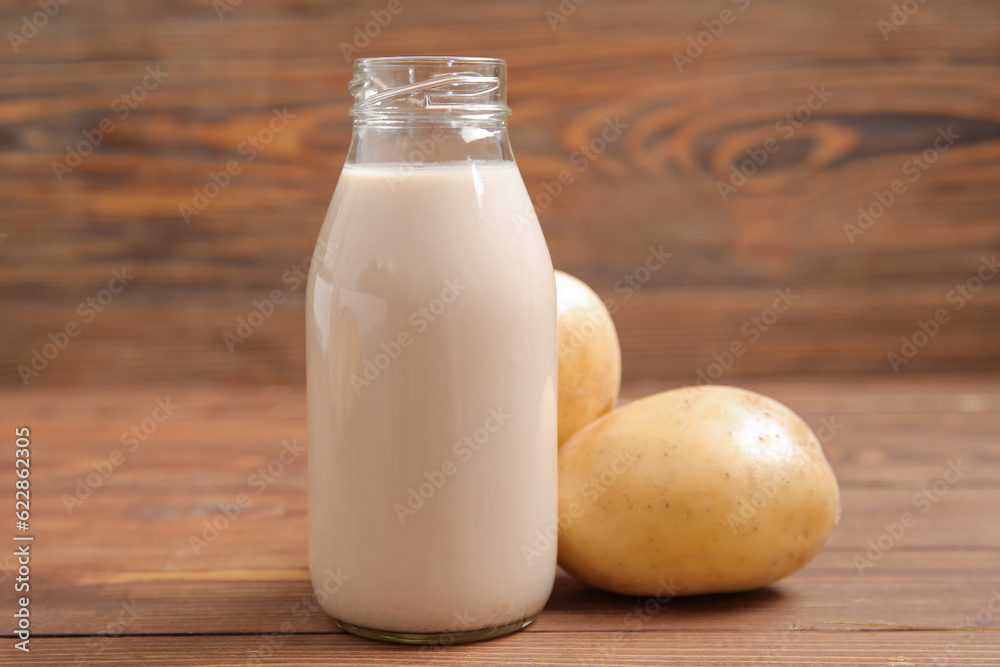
[306,57,557,644]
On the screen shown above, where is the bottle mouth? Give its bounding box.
[349,57,511,122]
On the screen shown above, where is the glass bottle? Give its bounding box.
[306,57,557,644]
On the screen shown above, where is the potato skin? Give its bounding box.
[557,385,840,596]
[555,271,622,446]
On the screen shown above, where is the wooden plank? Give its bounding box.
[11,550,1000,636]
[7,379,1000,419]
[2,0,1000,385]
[19,631,1000,667]
[10,485,999,571]
[4,287,1000,386]
[5,388,1000,493]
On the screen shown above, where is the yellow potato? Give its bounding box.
[557,385,840,596]
[555,270,621,446]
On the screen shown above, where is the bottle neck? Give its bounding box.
[346,121,513,165]
[346,57,513,165]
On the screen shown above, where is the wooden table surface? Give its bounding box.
[3,377,999,666]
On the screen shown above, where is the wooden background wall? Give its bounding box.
[2,0,999,388]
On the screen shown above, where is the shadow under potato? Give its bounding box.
[544,570,788,623]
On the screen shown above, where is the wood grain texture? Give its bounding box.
[0,380,998,664]
[2,1,1000,386]
[14,549,1000,637]
[17,632,1000,667]
[19,631,997,667]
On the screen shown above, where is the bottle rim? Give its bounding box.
[349,56,510,122]
[353,56,505,67]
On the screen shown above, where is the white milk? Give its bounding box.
[306,161,557,634]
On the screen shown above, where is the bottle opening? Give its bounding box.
[349,57,510,123]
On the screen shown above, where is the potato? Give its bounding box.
[557,385,840,596]
[556,270,622,446]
